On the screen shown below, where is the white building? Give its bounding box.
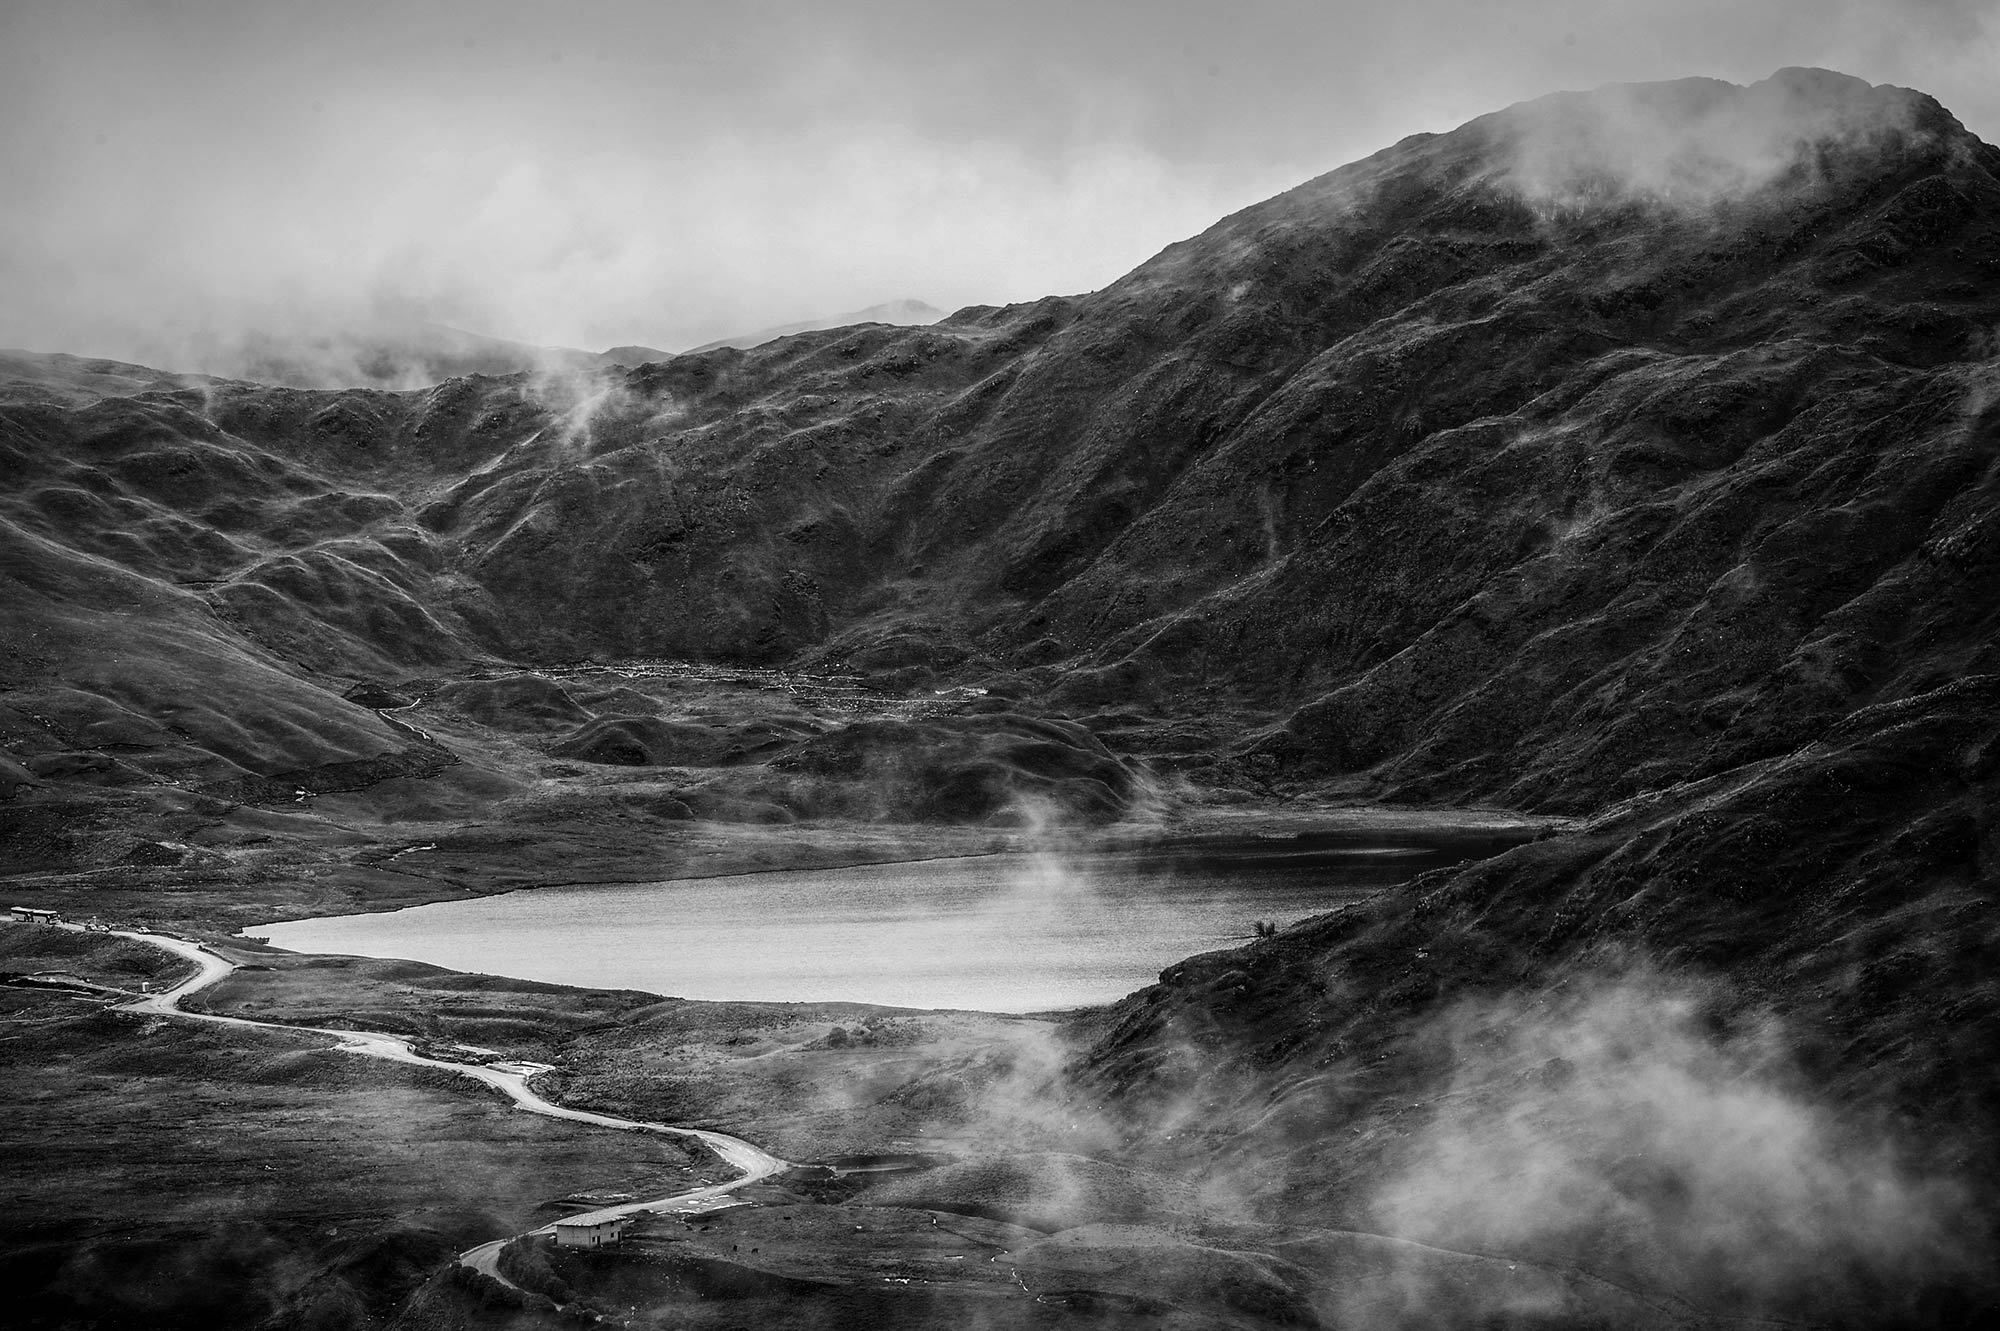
[553,1208,634,1249]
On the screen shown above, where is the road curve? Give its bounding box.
[99,927,789,1287]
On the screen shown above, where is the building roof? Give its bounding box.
[555,1207,638,1230]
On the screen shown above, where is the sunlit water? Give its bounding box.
[253,846,1452,1011]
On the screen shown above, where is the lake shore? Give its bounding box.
[243,807,1561,1011]
[2,804,1568,1327]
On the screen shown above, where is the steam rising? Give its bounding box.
[524,364,680,458]
[1369,967,1974,1320]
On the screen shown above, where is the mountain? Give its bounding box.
[5,65,1995,849]
[685,298,946,351]
[6,66,1995,823]
[58,322,681,392]
[4,67,2000,1320]
[593,342,676,367]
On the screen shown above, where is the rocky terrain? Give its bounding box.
[3,66,1998,1328]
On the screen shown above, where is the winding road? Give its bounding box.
[27,924,1811,1326]
[101,927,789,1287]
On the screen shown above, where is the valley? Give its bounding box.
[3,67,1999,1329]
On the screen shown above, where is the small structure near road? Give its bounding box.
[9,906,61,925]
[554,1207,636,1249]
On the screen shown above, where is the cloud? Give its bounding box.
[1485,67,1944,211]
[0,102,1251,369]
[1367,965,1978,1322]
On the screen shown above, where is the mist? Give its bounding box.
[1365,965,1978,1323]
[1488,67,1945,211]
[4,1,1996,374]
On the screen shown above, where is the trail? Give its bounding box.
[100,927,789,1291]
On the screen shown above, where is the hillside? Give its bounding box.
[1069,671,1999,1323]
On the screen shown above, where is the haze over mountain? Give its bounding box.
[9,0,1996,366]
[9,301,943,396]
[4,67,1999,1327]
[7,320,678,393]
[687,299,947,353]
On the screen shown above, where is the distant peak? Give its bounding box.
[686,299,946,354]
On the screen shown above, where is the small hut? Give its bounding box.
[553,1208,634,1249]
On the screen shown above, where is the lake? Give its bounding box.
[251,832,1517,1011]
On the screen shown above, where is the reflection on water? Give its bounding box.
[254,845,1456,1012]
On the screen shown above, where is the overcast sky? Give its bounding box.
[2,0,1995,360]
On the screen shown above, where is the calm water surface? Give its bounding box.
[253,846,1449,1011]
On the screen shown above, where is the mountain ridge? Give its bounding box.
[686,298,947,353]
[5,69,1996,812]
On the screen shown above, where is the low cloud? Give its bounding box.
[1368,965,1978,1322]
[1487,67,1944,211]
[0,104,1248,376]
